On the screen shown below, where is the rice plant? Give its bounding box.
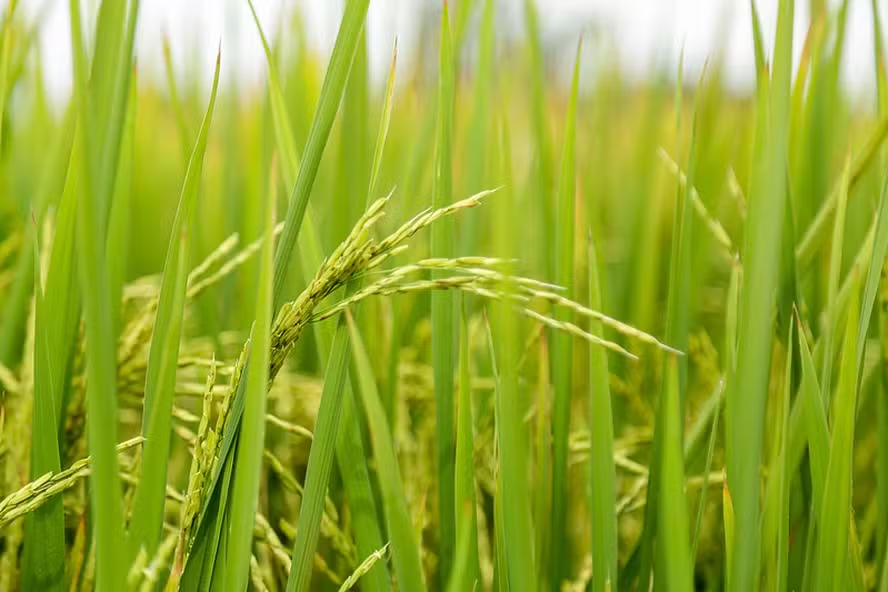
[3,0,888,589]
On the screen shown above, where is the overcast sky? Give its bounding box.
[24,0,882,100]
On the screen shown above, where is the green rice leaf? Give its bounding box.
[246,7,395,589]
[762,322,793,592]
[454,298,480,590]
[750,0,766,85]
[795,117,888,271]
[856,170,888,374]
[22,124,80,592]
[225,158,276,591]
[68,0,140,586]
[549,38,581,589]
[631,50,697,590]
[161,33,192,156]
[126,51,220,565]
[272,0,371,304]
[726,0,793,587]
[287,321,352,592]
[523,0,553,277]
[587,237,617,592]
[461,0,495,254]
[347,312,425,591]
[0,0,19,147]
[486,308,537,590]
[820,155,851,401]
[104,74,135,351]
[815,275,861,592]
[183,2,371,588]
[658,357,693,591]
[431,4,456,582]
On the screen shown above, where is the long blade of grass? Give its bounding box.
[549,39,581,590]
[727,1,793,588]
[486,308,537,590]
[347,312,425,590]
[225,159,276,591]
[271,0,370,304]
[245,4,397,586]
[871,4,888,574]
[692,264,739,566]
[523,0,553,277]
[762,322,793,592]
[797,311,829,510]
[330,42,400,592]
[750,0,766,86]
[68,0,139,587]
[105,72,135,356]
[22,142,80,592]
[454,297,480,590]
[629,50,697,591]
[448,506,475,592]
[287,321,351,591]
[184,2,370,587]
[284,11,394,588]
[431,4,456,583]
[857,171,888,374]
[247,6,395,590]
[488,106,537,590]
[815,275,861,591]
[819,155,851,401]
[461,0,495,254]
[0,0,19,148]
[338,27,369,241]
[795,116,888,271]
[587,237,617,592]
[82,0,140,238]
[659,357,693,590]
[0,0,29,370]
[796,309,862,591]
[161,34,192,156]
[126,51,220,564]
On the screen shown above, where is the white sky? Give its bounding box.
[23,0,884,100]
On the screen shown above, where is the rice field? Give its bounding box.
[0,0,886,589]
